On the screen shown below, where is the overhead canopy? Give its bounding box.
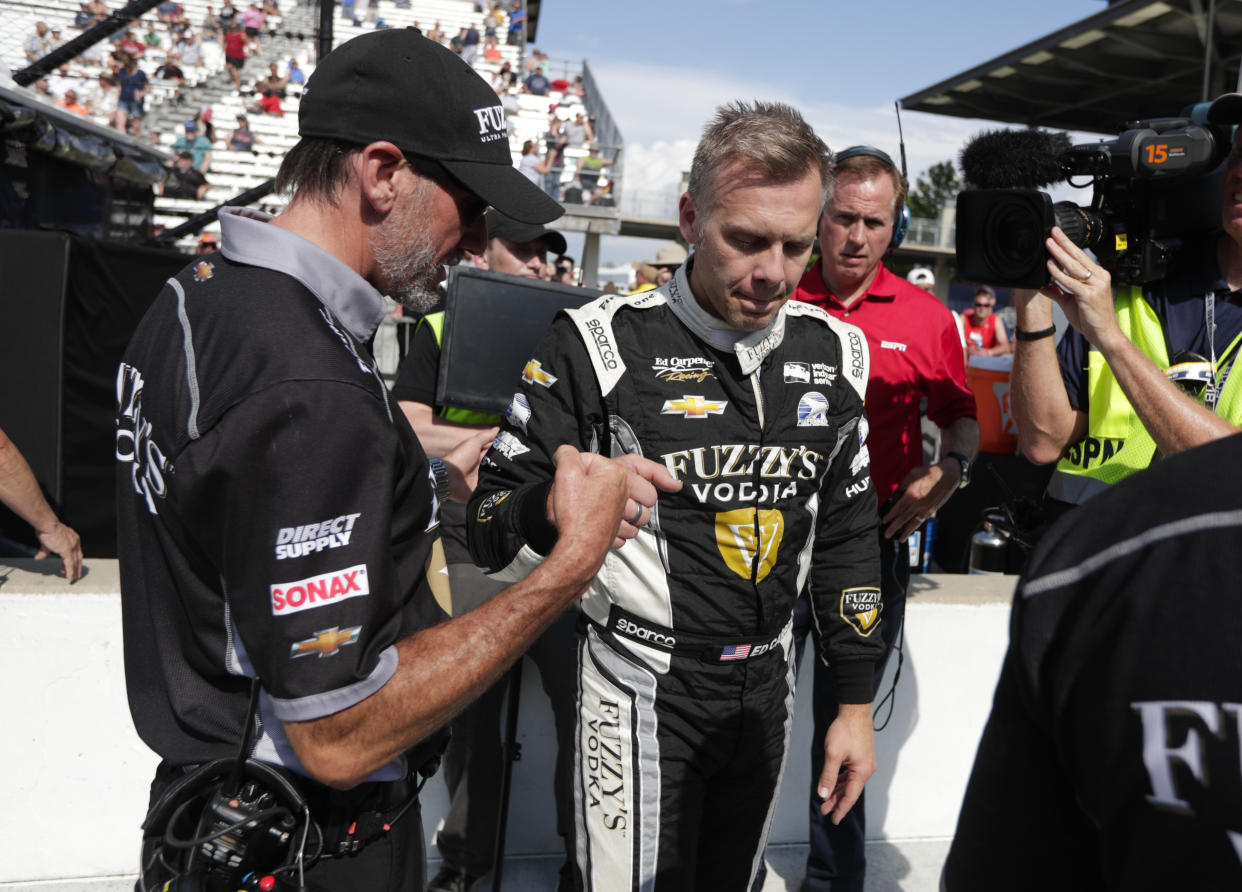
[901,0,1242,133]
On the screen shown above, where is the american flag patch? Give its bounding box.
[720,644,752,661]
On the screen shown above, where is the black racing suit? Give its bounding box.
[944,433,1242,891]
[468,263,883,891]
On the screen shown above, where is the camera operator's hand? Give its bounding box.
[1040,227,1121,351]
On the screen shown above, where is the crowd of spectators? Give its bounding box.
[14,0,615,213]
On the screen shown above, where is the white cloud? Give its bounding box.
[583,60,1096,266]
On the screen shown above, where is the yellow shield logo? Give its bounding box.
[715,508,783,582]
[840,587,882,637]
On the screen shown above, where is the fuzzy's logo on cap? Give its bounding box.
[473,104,508,143]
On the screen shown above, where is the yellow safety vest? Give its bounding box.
[1049,287,1242,504]
[421,312,502,427]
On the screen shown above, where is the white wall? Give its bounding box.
[0,560,1014,884]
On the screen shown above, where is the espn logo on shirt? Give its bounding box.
[271,564,369,616]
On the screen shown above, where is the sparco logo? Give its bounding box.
[585,317,618,370]
[847,330,865,380]
[616,617,676,648]
[270,564,370,615]
[472,104,508,142]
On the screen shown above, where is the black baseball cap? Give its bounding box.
[298,29,562,224]
[484,209,566,254]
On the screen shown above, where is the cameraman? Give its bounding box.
[1011,108,1242,511]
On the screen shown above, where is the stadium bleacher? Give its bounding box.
[4,0,621,253]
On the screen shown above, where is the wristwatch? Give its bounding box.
[945,452,972,489]
[428,457,451,503]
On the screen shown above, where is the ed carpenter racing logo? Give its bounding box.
[653,356,715,383]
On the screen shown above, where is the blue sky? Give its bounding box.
[531,0,1106,266]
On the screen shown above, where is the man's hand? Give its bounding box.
[547,452,682,549]
[442,427,499,501]
[1040,226,1121,350]
[818,702,876,824]
[548,446,629,576]
[35,520,82,583]
[612,453,682,545]
[882,462,959,541]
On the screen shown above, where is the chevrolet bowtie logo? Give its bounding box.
[661,395,727,418]
[290,625,361,659]
[522,359,558,388]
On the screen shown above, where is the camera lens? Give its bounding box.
[1053,202,1104,251]
[983,195,1046,281]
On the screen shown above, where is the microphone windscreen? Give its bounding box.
[959,129,1073,189]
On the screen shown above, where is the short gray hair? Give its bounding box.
[687,101,832,216]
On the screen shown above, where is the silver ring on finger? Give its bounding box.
[1080,269,1093,281]
[629,503,644,525]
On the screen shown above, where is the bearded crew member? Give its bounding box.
[467,101,883,891]
[114,30,654,891]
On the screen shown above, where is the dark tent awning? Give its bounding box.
[901,0,1242,133]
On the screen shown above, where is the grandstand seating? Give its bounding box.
[3,0,623,253]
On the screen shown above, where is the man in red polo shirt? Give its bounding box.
[790,146,978,892]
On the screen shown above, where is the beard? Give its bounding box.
[372,179,457,314]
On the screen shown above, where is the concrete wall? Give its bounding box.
[0,560,1014,884]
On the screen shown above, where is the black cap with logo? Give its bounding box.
[299,28,561,223]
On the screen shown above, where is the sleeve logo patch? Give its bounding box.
[522,359,558,388]
[290,625,361,659]
[476,489,511,522]
[271,564,369,615]
[841,587,881,637]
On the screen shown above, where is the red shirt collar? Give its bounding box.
[795,262,903,309]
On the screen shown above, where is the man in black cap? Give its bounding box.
[392,209,579,892]
[117,30,662,891]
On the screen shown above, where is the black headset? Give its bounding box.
[833,145,910,250]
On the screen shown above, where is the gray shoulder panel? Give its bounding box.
[564,290,668,396]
